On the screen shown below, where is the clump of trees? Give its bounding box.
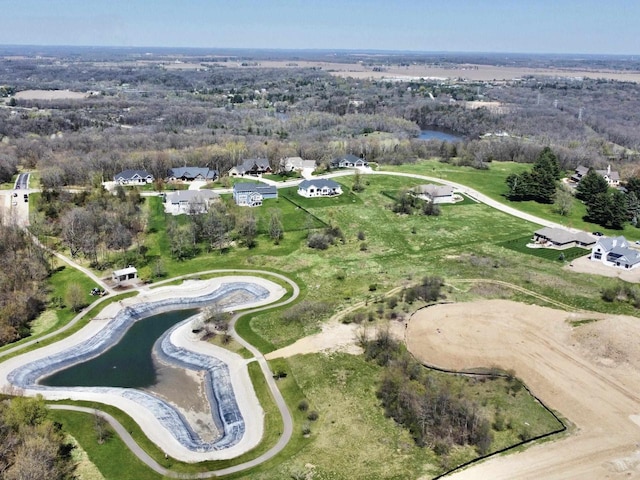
[307,224,345,250]
[362,330,493,455]
[505,147,561,203]
[391,189,441,216]
[0,224,50,345]
[402,276,444,304]
[0,395,75,479]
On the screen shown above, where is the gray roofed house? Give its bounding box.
[232,182,277,207]
[571,164,620,186]
[413,184,456,204]
[114,169,154,185]
[297,179,343,198]
[167,167,218,182]
[591,235,640,269]
[164,189,219,215]
[330,154,368,169]
[533,227,596,249]
[228,158,272,177]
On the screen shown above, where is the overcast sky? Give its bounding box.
[1,0,638,55]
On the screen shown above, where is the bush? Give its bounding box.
[298,400,309,412]
[307,411,319,421]
[307,233,330,250]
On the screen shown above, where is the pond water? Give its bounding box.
[419,129,463,142]
[42,309,197,388]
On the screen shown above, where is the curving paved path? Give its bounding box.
[39,269,300,479]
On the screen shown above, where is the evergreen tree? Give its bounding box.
[576,169,609,201]
[505,147,560,203]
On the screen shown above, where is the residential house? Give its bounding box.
[279,157,317,173]
[297,179,343,198]
[533,227,596,249]
[228,158,272,177]
[112,266,138,284]
[167,167,218,182]
[591,236,640,269]
[232,182,277,207]
[330,154,368,169]
[113,170,154,185]
[163,189,219,215]
[571,165,620,187]
[413,184,456,204]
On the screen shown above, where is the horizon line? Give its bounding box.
[0,44,638,58]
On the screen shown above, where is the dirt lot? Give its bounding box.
[406,300,640,480]
[14,89,88,100]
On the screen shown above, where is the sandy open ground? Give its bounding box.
[14,89,89,100]
[406,300,640,479]
[567,254,640,283]
[0,276,286,462]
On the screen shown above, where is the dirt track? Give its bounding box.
[406,300,640,480]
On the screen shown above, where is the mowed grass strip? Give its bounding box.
[498,236,590,262]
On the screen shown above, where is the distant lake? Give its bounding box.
[418,129,463,142]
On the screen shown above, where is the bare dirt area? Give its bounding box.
[407,300,640,480]
[245,60,640,83]
[14,89,88,100]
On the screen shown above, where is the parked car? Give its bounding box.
[593,231,604,236]
[23,194,28,202]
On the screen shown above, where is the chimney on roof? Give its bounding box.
[607,164,611,175]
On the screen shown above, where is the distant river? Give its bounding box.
[418,129,463,142]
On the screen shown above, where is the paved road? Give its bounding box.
[32,269,299,478]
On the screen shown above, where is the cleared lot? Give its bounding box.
[407,300,640,480]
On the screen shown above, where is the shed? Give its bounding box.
[112,266,138,283]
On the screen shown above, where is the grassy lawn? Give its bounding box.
[382,160,640,240]
[498,236,590,263]
[11,164,640,479]
[263,172,301,182]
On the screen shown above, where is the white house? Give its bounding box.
[163,189,219,215]
[571,164,620,187]
[113,170,154,185]
[280,157,317,173]
[413,184,455,204]
[297,179,343,198]
[591,236,640,270]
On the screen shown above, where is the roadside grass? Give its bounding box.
[0,263,103,356]
[46,358,310,478]
[0,291,138,359]
[47,409,162,480]
[263,172,301,182]
[498,236,590,263]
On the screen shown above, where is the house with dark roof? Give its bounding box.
[297,179,343,198]
[113,170,154,185]
[413,184,456,204]
[591,235,640,269]
[228,158,272,177]
[533,227,596,249]
[571,165,620,187]
[232,182,277,207]
[167,167,218,182]
[330,154,368,169]
[163,189,219,215]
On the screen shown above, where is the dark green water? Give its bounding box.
[42,309,197,388]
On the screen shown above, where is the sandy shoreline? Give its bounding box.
[0,276,284,462]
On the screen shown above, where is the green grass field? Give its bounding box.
[15,161,640,479]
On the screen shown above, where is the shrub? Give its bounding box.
[307,411,319,421]
[298,400,309,412]
[308,233,330,250]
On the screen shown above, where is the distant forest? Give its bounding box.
[1,49,640,187]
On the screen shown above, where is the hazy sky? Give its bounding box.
[1,0,638,55]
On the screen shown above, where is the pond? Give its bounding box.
[419,129,463,142]
[42,309,198,388]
